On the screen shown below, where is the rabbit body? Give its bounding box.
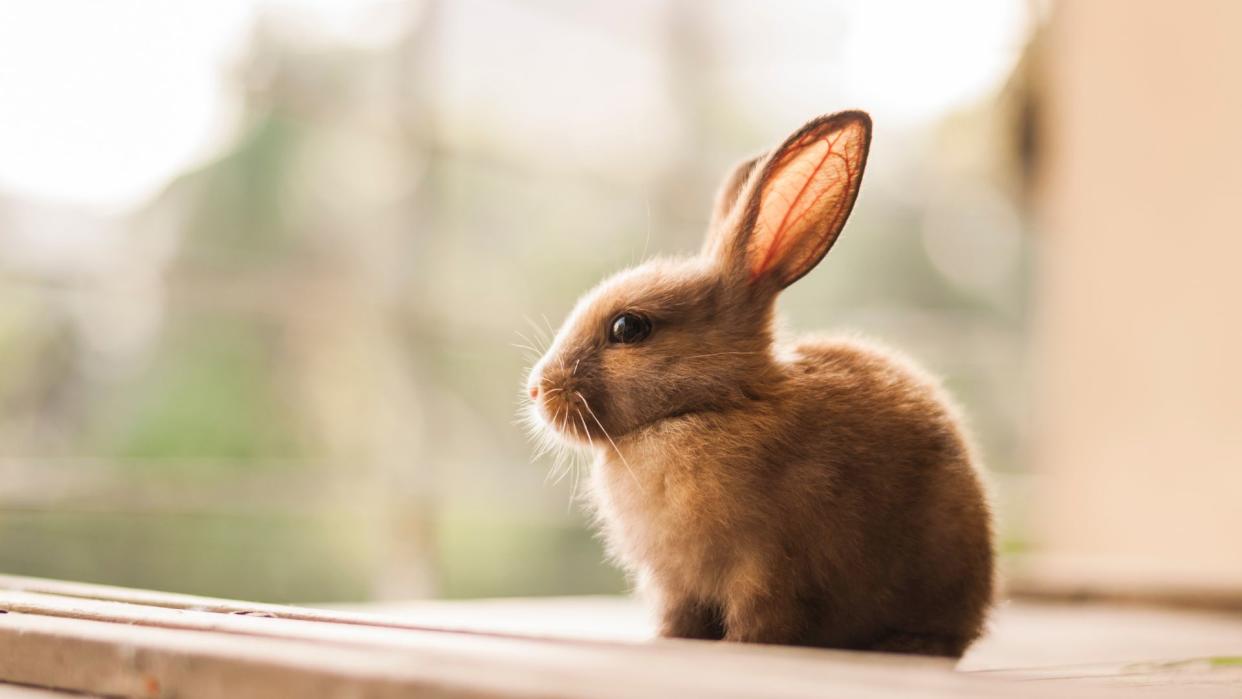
[527,111,995,657]
[590,333,993,656]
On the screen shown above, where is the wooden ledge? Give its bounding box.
[1,575,1239,698]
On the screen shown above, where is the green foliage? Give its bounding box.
[179,115,303,267]
[435,505,626,598]
[0,509,372,603]
[103,317,302,466]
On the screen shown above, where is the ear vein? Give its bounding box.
[751,134,837,281]
[786,149,855,278]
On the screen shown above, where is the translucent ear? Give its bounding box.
[730,111,872,289]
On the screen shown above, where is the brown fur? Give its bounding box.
[525,111,995,657]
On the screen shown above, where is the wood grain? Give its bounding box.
[1,575,1238,698]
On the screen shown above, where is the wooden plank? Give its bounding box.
[333,594,1242,676]
[0,686,93,699]
[962,599,1242,672]
[974,658,1242,689]
[0,574,485,636]
[326,595,652,642]
[2,575,1238,697]
[0,588,1156,699]
[0,613,464,699]
[346,596,1242,692]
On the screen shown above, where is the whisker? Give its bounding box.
[514,329,547,355]
[577,392,643,493]
[553,409,576,486]
[576,409,595,451]
[572,359,580,376]
[523,316,551,349]
[531,433,554,464]
[546,452,568,485]
[566,409,596,509]
[541,405,567,482]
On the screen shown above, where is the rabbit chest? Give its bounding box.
[589,430,771,593]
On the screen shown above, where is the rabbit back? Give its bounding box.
[779,336,995,650]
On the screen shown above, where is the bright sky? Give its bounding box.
[0,0,410,214]
[0,1,247,213]
[0,0,1029,214]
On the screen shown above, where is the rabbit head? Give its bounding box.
[526,111,872,447]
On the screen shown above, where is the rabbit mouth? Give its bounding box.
[529,389,593,444]
[534,389,711,446]
[528,385,634,452]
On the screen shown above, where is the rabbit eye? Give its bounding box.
[608,313,652,344]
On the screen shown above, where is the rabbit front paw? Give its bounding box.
[658,597,725,641]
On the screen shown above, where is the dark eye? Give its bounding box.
[608,312,652,344]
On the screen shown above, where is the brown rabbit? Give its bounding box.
[524,110,994,657]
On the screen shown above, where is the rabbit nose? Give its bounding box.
[529,384,540,400]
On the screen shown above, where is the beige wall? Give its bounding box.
[1032,1,1242,588]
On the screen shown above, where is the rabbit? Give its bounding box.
[524,110,995,658]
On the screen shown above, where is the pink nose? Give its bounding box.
[529,384,540,400]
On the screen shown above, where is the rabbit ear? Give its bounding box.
[713,111,872,290]
[707,153,765,235]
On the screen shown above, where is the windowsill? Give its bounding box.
[2,574,1240,697]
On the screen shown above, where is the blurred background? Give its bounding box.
[0,0,1237,606]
